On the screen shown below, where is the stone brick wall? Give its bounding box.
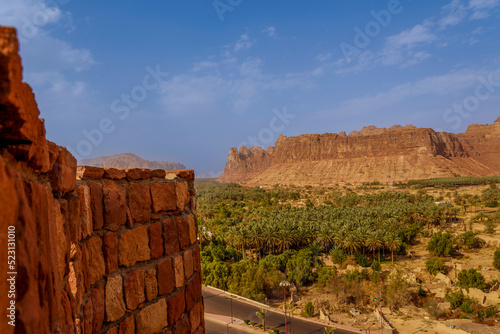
[0,26,204,334]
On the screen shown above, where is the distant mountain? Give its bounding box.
[219,117,500,186]
[80,153,185,170]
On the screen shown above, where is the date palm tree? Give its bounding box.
[385,233,402,264]
[256,308,267,330]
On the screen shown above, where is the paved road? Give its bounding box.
[206,318,254,334]
[203,288,364,334]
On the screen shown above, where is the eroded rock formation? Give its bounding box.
[220,119,500,186]
[0,27,203,334]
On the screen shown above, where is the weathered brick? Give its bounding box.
[77,185,92,237]
[82,296,93,334]
[91,285,105,333]
[173,315,191,334]
[193,244,201,273]
[81,243,90,290]
[128,182,151,224]
[124,270,145,310]
[48,145,76,194]
[176,181,190,211]
[168,291,186,326]
[184,249,194,280]
[126,168,151,180]
[119,225,150,267]
[185,272,202,311]
[87,236,105,286]
[149,221,163,258]
[135,299,168,334]
[174,255,185,288]
[176,216,190,250]
[88,182,104,230]
[173,169,195,181]
[77,166,104,179]
[151,182,176,212]
[105,275,126,322]
[188,214,197,244]
[103,181,127,231]
[189,301,204,333]
[158,258,174,295]
[119,315,135,334]
[145,268,158,301]
[106,327,118,334]
[61,291,75,334]
[103,232,119,274]
[104,168,126,180]
[163,217,180,255]
[151,169,166,178]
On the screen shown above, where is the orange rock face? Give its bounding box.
[220,122,500,185]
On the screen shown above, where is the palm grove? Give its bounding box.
[196,180,500,319]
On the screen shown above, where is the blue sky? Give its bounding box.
[1,0,500,175]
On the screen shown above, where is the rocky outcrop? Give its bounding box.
[81,153,185,170]
[220,120,500,186]
[0,27,203,334]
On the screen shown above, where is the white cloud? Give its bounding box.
[469,0,500,10]
[381,23,437,66]
[234,33,253,52]
[261,26,277,38]
[192,61,218,72]
[316,53,332,62]
[439,0,500,26]
[327,69,480,116]
[439,0,467,27]
[400,51,432,68]
[335,51,374,74]
[160,56,314,115]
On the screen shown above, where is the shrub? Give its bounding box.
[244,319,250,325]
[330,247,347,266]
[343,269,369,283]
[354,252,371,267]
[460,302,473,314]
[418,288,426,297]
[273,328,279,334]
[485,306,496,318]
[426,232,453,256]
[304,301,315,317]
[317,266,337,286]
[494,250,500,270]
[445,291,465,309]
[457,231,485,249]
[251,321,256,326]
[457,269,486,291]
[257,324,262,328]
[371,261,381,272]
[425,257,446,276]
[423,300,444,318]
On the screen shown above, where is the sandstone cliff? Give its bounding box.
[219,120,500,186]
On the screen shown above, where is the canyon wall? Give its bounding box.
[0,27,203,334]
[220,120,500,186]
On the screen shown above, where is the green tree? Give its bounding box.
[426,232,453,256]
[425,257,446,276]
[304,301,315,317]
[457,269,486,291]
[494,250,500,270]
[256,309,267,331]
